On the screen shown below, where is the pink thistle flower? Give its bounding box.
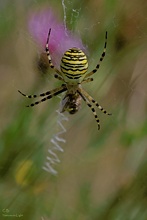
[28,8,87,68]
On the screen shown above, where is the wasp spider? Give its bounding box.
[18,29,111,129]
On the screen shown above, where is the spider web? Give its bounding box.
[61,0,82,31]
[42,0,85,177]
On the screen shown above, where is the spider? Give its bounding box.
[18,28,111,130]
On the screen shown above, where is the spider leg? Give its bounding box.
[54,74,64,81]
[19,85,67,107]
[79,87,111,115]
[77,89,100,130]
[84,31,107,79]
[81,78,93,84]
[46,28,63,77]
[18,84,66,99]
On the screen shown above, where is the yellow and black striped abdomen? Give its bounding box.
[60,48,88,82]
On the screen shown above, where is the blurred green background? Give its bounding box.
[0,0,147,219]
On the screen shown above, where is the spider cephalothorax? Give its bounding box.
[19,29,111,129]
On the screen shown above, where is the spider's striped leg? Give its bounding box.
[25,85,67,107]
[18,84,65,99]
[84,31,107,79]
[81,78,93,84]
[77,89,100,130]
[45,28,62,77]
[54,74,64,81]
[79,87,112,116]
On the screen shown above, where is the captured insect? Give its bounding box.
[18,29,111,129]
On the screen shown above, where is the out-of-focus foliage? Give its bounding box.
[0,0,147,219]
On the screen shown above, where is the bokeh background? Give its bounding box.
[0,0,147,219]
